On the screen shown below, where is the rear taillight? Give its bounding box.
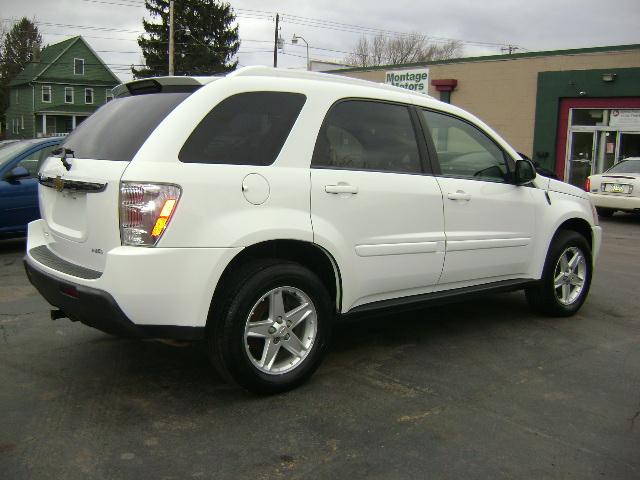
[119,182,181,246]
[584,178,591,191]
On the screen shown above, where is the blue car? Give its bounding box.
[0,138,62,238]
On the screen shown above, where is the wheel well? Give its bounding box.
[556,218,593,249]
[212,240,341,313]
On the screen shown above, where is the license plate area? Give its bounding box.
[602,183,632,194]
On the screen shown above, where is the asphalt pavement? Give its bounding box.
[1,215,639,479]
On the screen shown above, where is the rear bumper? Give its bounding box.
[589,192,640,211]
[24,258,203,339]
[25,219,242,334]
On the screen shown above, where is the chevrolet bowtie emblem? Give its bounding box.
[54,175,64,192]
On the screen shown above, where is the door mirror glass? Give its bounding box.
[514,159,536,185]
[5,166,30,181]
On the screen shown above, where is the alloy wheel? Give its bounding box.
[553,246,587,305]
[244,286,317,375]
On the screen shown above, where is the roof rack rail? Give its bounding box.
[227,66,431,97]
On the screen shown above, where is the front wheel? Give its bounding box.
[207,260,333,394]
[525,230,592,317]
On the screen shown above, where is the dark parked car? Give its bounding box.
[0,138,62,238]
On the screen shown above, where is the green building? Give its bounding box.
[4,36,120,139]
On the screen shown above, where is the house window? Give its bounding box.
[74,58,85,75]
[65,87,74,104]
[85,88,94,104]
[105,89,114,102]
[42,85,52,103]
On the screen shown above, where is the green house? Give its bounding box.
[4,36,120,139]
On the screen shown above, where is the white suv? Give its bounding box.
[25,67,602,393]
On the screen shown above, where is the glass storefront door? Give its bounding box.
[567,131,595,188]
[566,109,640,187]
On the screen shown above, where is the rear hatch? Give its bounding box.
[38,83,197,272]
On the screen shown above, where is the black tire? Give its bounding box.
[525,230,592,317]
[207,259,333,394]
[596,207,614,217]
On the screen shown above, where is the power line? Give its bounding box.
[65,3,519,50]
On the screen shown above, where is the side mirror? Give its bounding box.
[514,159,536,185]
[4,166,30,181]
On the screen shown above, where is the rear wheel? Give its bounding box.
[525,230,592,317]
[596,207,614,217]
[207,260,333,394]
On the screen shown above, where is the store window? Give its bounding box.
[566,108,640,187]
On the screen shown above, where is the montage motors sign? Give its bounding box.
[385,68,429,93]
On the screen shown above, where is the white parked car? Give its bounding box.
[586,158,640,217]
[25,67,601,393]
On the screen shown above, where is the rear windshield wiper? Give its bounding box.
[51,147,75,171]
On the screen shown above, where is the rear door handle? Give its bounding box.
[447,190,471,201]
[325,184,359,194]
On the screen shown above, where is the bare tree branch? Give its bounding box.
[344,33,463,67]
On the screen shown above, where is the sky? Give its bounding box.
[1,0,639,83]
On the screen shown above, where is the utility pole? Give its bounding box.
[273,13,279,68]
[169,0,175,75]
[501,44,519,55]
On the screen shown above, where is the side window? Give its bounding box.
[179,92,306,166]
[312,100,422,174]
[421,109,509,182]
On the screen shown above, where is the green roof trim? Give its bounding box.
[327,43,640,74]
[33,78,118,86]
[36,104,100,114]
[9,37,80,86]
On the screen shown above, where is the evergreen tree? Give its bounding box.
[133,0,239,78]
[0,18,42,128]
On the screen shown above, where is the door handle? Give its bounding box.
[447,190,471,201]
[325,184,359,194]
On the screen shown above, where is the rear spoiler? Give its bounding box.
[113,76,221,98]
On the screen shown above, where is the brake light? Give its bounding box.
[584,178,591,191]
[119,182,181,246]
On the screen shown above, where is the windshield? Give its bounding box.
[0,140,43,169]
[61,92,191,162]
[605,159,640,174]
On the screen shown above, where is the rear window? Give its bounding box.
[61,92,190,161]
[605,159,640,174]
[179,92,306,166]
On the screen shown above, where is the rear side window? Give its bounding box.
[179,92,306,166]
[61,92,190,161]
[312,100,422,174]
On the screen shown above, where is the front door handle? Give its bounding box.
[447,190,471,201]
[325,184,359,194]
